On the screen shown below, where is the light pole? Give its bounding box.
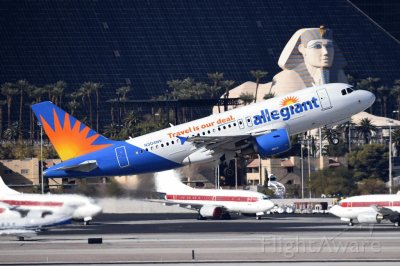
[307,136,311,198]
[388,119,393,194]
[39,122,44,194]
[300,138,304,199]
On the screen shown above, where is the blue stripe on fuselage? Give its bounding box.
[44,141,182,178]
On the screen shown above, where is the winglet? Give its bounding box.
[32,101,115,161]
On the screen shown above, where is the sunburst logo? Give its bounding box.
[40,109,112,161]
[281,96,299,107]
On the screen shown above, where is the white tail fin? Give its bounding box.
[154,170,193,194]
[0,176,20,195]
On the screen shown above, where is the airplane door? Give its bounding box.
[115,146,130,168]
[316,88,332,111]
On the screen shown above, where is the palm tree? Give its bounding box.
[221,80,235,112]
[239,92,254,105]
[263,92,275,100]
[356,118,377,144]
[3,121,21,142]
[1,82,18,128]
[52,81,66,106]
[377,86,389,117]
[103,123,119,139]
[79,82,96,126]
[15,80,32,138]
[0,100,6,138]
[92,83,103,132]
[116,86,131,124]
[250,70,268,103]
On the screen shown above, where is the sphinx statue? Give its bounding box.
[214,26,398,130]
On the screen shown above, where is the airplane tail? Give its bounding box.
[154,170,193,194]
[32,101,116,161]
[0,176,20,195]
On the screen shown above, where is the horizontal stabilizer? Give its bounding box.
[56,160,98,172]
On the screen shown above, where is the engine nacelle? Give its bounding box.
[199,205,223,219]
[253,129,291,157]
[357,212,384,224]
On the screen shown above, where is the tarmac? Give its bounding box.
[0,213,400,265]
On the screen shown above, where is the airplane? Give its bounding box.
[154,170,275,220]
[330,193,400,226]
[31,83,375,178]
[0,176,102,224]
[0,202,72,241]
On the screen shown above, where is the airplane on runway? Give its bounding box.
[0,176,102,224]
[330,193,400,226]
[154,170,275,220]
[0,202,71,241]
[31,83,375,178]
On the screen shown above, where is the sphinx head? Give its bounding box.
[297,26,335,69]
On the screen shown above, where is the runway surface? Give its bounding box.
[1,213,400,265]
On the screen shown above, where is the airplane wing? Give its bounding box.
[0,229,37,238]
[185,122,289,152]
[371,205,400,221]
[56,160,98,172]
[149,199,227,212]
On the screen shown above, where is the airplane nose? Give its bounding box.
[360,90,376,109]
[328,205,341,217]
[265,200,275,211]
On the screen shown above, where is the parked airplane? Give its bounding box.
[0,176,102,224]
[330,193,400,226]
[32,83,374,178]
[0,202,71,240]
[154,170,275,219]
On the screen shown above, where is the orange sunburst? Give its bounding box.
[281,96,299,107]
[40,109,112,161]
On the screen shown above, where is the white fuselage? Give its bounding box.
[164,188,275,214]
[127,83,374,166]
[330,194,400,220]
[0,193,102,221]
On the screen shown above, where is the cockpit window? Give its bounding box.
[346,87,353,94]
[341,89,347,95]
[262,196,270,200]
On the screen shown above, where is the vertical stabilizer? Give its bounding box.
[32,101,115,161]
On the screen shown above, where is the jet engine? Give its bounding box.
[252,129,291,157]
[199,205,223,219]
[357,212,384,224]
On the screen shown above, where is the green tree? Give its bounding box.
[239,92,254,105]
[116,85,131,116]
[79,82,96,126]
[348,144,388,182]
[357,178,387,195]
[310,167,356,197]
[356,118,377,144]
[263,92,275,100]
[15,80,32,138]
[250,70,268,103]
